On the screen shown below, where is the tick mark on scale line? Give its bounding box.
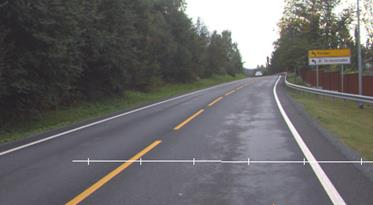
[66,140,162,205]
[73,158,373,165]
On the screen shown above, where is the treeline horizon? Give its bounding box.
[0,0,244,125]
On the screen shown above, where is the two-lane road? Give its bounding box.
[0,76,372,204]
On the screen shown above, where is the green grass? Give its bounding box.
[288,89,373,160]
[286,73,308,86]
[0,74,246,144]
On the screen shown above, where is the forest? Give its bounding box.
[270,0,373,74]
[0,0,244,125]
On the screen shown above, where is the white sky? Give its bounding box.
[185,0,366,69]
[185,0,284,68]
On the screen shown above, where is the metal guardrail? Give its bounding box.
[284,75,373,104]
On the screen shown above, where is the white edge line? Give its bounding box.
[71,159,373,164]
[0,79,247,157]
[273,76,346,205]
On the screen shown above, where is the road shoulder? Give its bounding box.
[0,78,248,155]
[286,88,373,183]
[276,77,373,204]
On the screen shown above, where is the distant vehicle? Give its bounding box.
[255,71,263,77]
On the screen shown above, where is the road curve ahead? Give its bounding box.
[0,76,372,205]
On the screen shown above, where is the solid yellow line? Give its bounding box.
[174,109,204,130]
[66,140,162,205]
[225,90,236,96]
[235,86,244,91]
[208,96,224,107]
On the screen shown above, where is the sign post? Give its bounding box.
[316,65,319,88]
[308,49,351,89]
[341,65,344,93]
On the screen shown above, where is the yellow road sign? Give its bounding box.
[308,49,351,58]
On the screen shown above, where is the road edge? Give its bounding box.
[273,75,345,205]
[0,78,248,156]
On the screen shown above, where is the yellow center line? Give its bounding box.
[235,86,245,91]
[174,109,204,130]
[66,140,162,205]
[225,90,236,96]
[208,96,224,107]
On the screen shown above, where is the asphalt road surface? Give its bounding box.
[0,76,372,205]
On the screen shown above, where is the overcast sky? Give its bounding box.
[185,0,284,68]
[185,0,363,69]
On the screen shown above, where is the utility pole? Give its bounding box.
[357,0,363,107]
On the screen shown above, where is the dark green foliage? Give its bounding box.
[0,0,243,125]
[77,0,136,97]
[0,0,83,122]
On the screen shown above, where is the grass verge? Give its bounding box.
[286,73,308,86]
[1,74,246,144]
[288,89,373,160]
